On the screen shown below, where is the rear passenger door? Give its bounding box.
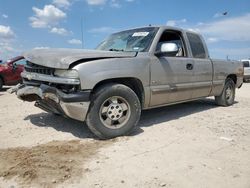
[186,32,213,98]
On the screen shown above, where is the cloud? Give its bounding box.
[85,0,107,5]
[166,19,187,27]
[110,0,121,8]
[0,42,20,60]
[29,5,66,28]
[0,25,17,60]
[185,13,250,59]
[206,37,219,43]
[52,0,72,8]
[50,27,70,35]
[210,47,250,60]
[85,0,135,7]
[213,12,223,18]
[165,14,250,59]
[0,42,14,52]
[197,13,250,42]
[89,26,116,33]
[2,14,8,19]
[0,25,15,40]
[68,39,82,45]
[33,46,50,50]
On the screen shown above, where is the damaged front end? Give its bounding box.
[10,61,90,122]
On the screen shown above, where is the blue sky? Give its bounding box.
[0,0,250,60]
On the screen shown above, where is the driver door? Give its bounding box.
[149,30,194,107]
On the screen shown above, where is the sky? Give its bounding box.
[0,0,250,61]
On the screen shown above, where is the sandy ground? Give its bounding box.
[0,84,249,188]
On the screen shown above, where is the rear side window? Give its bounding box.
[242,61,249,67]
[186,33,206,59]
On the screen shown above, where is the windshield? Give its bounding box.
[96,27,159,52]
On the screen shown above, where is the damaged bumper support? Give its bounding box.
[15,84,90,121]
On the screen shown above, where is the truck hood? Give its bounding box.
[23,48,137,69]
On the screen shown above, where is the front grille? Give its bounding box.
[25,61,54,75]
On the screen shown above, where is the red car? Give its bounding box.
[0,56,25,90]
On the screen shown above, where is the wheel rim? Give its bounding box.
[99,96,131,129]
[225,84,233,101]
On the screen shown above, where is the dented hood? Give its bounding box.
[23,48,137,69]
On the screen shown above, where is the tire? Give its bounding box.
[215,78,235,106]
[0,78,3,91]
[86,83,141,139]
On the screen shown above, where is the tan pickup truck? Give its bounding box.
[11,26,244,139]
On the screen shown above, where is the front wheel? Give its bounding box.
[86,84,141,139]
[0,78,3,90]
[215,78,235,106]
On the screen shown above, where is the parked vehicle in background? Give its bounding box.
[11,26,244,139]
[241,59,250,82]
[0,56,25,90]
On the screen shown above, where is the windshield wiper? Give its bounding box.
[109,48,124,52]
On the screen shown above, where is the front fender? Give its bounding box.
[74,57,151,90]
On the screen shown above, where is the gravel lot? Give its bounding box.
[0,84,249,188]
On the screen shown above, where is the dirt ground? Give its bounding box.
[0,84,249,188]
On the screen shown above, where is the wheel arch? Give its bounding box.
[226,74,237,84]
[91,77,145,107]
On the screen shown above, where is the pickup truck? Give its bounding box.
[241,59,250,82]
[11,26,244,139]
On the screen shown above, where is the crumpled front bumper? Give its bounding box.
[11,84,90,122]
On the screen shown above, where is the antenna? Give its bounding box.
[81,17,84,49]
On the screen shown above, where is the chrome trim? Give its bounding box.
[21,71,80,85]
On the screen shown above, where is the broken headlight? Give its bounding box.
[54,69,79,79]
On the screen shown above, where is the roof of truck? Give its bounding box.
[114,25,200,35]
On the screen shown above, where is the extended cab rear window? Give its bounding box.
[186,32,206,59]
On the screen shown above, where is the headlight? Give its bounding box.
[54,69,79,79]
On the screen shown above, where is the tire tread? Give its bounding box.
[215,78,235,107]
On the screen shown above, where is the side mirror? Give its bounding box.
[155,43,179,56]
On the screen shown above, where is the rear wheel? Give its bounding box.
[215,78,235,106]
[86,83,141,139]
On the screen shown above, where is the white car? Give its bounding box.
[241,59,250,82]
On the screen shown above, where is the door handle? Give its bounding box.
[186,63,193,70]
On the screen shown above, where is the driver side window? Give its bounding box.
[156,30,186,57]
